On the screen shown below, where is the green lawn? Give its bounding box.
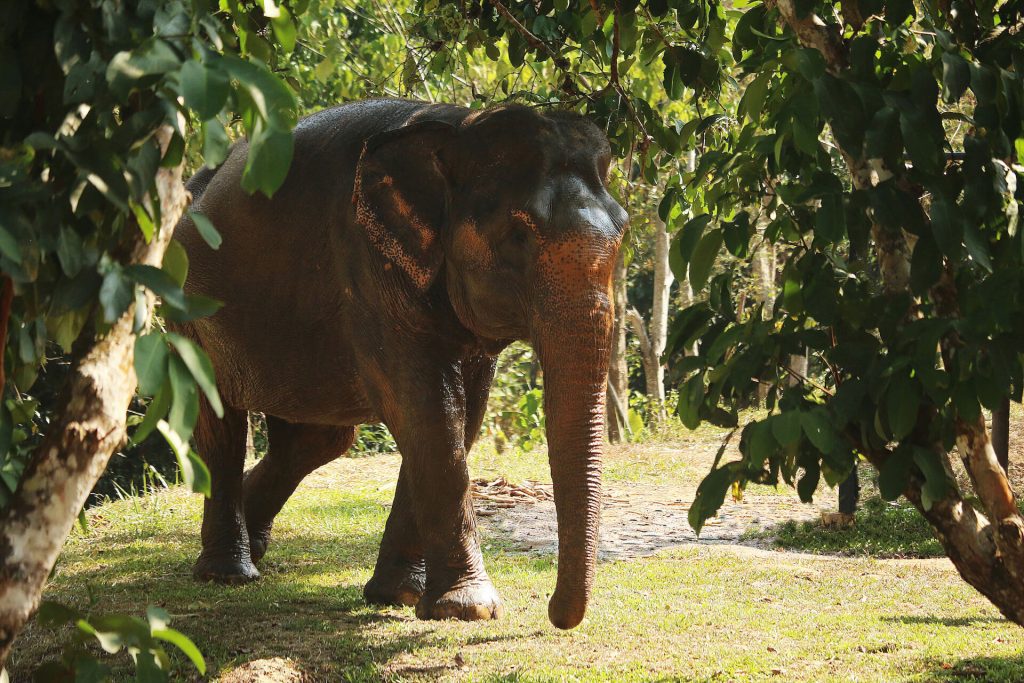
[7,438,1024,681]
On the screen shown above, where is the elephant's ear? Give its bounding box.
[353,120,455,291]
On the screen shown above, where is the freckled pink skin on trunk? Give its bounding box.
[532,234,618,629]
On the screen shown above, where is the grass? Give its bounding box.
[754,495,945,559]
[7,438,1024,681]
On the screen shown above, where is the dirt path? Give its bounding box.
[475,479,839,560]
[302,450,879,562]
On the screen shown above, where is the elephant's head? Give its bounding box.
[354,105,627,629]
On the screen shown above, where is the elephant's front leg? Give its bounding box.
[381,368,503,621]
[365,354,496,609]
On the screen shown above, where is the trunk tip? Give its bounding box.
[548,592,587,629]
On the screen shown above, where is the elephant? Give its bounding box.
[174,98,627,629]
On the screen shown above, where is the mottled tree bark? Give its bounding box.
[767,0,1024,625]
[752,195,775,404]
[626,214,674,424]
[0,126,187,666]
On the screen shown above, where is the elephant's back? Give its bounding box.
[172,99,464,420]
[180,99,468,287]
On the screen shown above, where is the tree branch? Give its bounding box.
[487,0,567,67]
[764,0,848,73]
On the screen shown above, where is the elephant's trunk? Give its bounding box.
[533,279,613,630]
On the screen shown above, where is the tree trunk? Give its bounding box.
[992,398,1010,473]
[0,126,187,666]
[752,194,775,404]
[606,249,629,443]
[787,349,808,387]
[767,0,1024,626]
[623,208,675,426]
[647,214,673,421]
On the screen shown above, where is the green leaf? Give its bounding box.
[271,7,297,53]
[677,373,705,430]
[771,410,801,446]
[157,419,211,496]
[800,408,840,455]
[167,355,199,442]
[814,194,845,245]
[627,409,645,439]
[37,601,81,628]
[189,211,222,250]
[674,214,711,277]
[106,39,180,98]
[167,333,223,418]
[125,264,186,310]
[132,201,156,242]
[99,269,134,323]
[797,459,820,503]
[722,212,751,258]
[146,606,171,632]
[688,228,723,292]
[930,196,962,258]
[689,464,734,534]
[202,118,230,168]
[864,106,900,159]
[782,48,826,80]
[56,227,83,278]
[180,60,230,120]
[132,381,170,445]
[162,239,189,288]
[878,449,912,500]
[152,628,206,675]
[161,132,185,168]
[941,53,970,103]
[221,55,297,130]
[161,294,223,323]
[963,222,993,272]
[739,71,770,122]
[0,225,22,261]
[912,447,949,511]
[910,233,942,294]
[746,420,778,466]
[240,123,294,198]
[886,374,920,440]
[134,333,168,397]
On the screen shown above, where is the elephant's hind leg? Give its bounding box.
[193,402,259,584]
[244,418,354,563]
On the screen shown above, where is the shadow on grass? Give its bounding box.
[757,496,945,558]
[915,653,1024,682]
[883,615,1007,627]
[10,491,539,680]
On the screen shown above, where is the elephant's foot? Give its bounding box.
[247,524,273,564]
[364,559,426,607]
[193,552,260,585]
[415,578,504,621]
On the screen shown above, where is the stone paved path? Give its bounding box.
[477,482,835,560]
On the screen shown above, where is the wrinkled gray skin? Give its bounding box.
[176,99,627,629]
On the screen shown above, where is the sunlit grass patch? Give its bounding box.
[9,440,1024,681]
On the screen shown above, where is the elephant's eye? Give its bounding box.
[507,224,528,246]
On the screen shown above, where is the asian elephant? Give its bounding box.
[175,99,627,629]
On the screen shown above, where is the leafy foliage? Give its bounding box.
[0,0,300,502]
[33,602,205,682]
